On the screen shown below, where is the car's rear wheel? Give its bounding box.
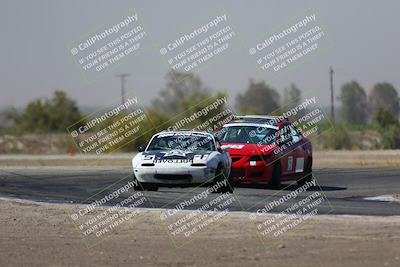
[270,162,281,189]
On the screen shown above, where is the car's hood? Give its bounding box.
[221,143,277,156]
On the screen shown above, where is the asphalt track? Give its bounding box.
[0,167,399,216]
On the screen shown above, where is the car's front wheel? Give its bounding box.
[133,174,143,191]
[212,165,234,193]
[142,183,159,191]
[270,162,281,189]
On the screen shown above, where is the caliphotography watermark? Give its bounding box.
[69,175,149,248]
[158,173,239,248]
[67,95,153,155]
[238,95,333,170]
[69,9,150,82]
[159,96,235,134]
[248,10,330,80]
[248,174,333,249]
[158,13,236,83]
[129,97,243,248]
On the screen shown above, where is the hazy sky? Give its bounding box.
[1,0,399,109]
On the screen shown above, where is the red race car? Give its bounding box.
[219,116,313,189]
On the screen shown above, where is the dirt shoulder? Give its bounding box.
[1,199,399,267]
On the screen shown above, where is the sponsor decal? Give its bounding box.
[295,157,304,173]
[287,156,293,171]
[154,159,193,164]
[164,150,191,158]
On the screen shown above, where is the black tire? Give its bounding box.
[213,165,233,193]
[143,183,159,191]
[226,170,234,193]
[133,174,143,191]
[223,170,234,193]
[270,162,281,190]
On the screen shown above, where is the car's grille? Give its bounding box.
[231,156,242,163]
[249,155,271,162]
[154,174,192,180]
[231,168,246,178]
[251,171,263,177]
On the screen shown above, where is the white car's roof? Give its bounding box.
[155,131,214,137]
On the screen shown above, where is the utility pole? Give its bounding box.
[329,66,335,123]
[116,74,130,105]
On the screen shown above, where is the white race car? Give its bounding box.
[132,131,233,192]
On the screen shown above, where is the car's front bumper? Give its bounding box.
[134,166,216,185]
[230,156,274,184]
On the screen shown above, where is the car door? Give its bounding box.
[288,124,307,177]
[278,121,297,179]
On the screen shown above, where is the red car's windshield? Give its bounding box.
[220,126,277,145]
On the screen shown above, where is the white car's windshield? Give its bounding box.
[220,126,277,145]
[147,134,216,151]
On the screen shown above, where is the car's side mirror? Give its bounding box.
[222,147,230,153]
[138,146,145,152]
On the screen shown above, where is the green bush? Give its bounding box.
[319,125,352,150]
[381,125,400,149]
[373,107,400,149]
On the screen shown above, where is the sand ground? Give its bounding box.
[1,199,399,267]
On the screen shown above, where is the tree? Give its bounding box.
[5,91,82,133]
[381,126,400,149]
[152,71,210,115]
[369,83,399,120]
[152,70,229,131]
[319,124,352,150]
[236,80,280,115]
[47,91,82,131]
[373,107,398,129]
[283,83,302,106]
[339,81,368,124]
[373,107,400,149]
[120,108,171,151]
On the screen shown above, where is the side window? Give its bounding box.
[280,124,291,144]
[289,125,301,143]
[224,128,238,142]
